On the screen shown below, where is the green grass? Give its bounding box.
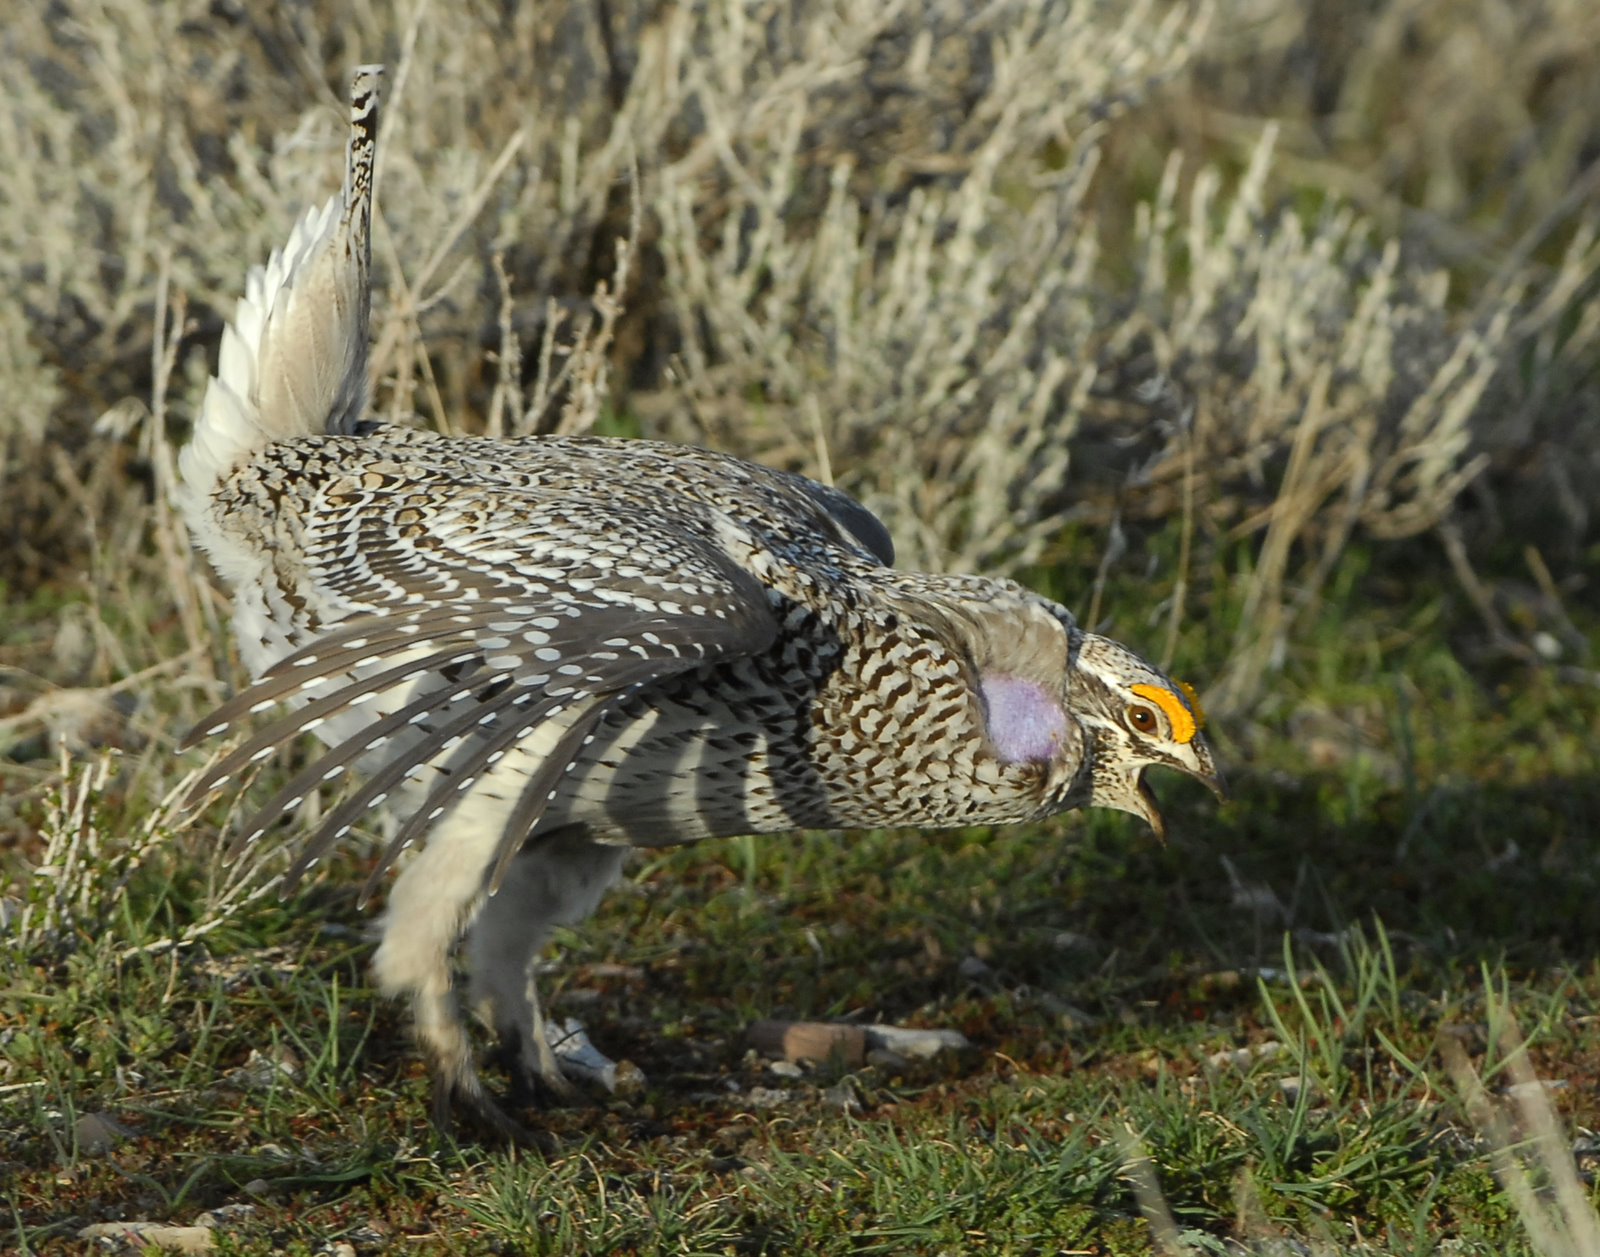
[5,536,1599,1254]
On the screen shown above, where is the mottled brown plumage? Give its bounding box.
[179,67,1221,1142]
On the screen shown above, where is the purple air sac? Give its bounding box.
[979,673,1068,764]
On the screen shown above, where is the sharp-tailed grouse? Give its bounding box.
[178,66,1221,1141]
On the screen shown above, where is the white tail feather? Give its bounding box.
[179,66,382,516]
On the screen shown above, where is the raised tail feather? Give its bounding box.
[178,65,382,516]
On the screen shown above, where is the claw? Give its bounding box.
[429,1067,556,1152]
[487,1027,577,1106]
[419,1028,556,1151]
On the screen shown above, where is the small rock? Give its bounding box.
[1206,1041,1283,1072]
[822,1081,859,1111]
[610,1060,648,1095]
[194,1204,256,1229]
[345,1224,386,1250]
[74,1112,133,1155]
[1573,1132,1600,1184]
[745,1087,790,1109]
[224,1048,299,1091]
[79,1222,213,1253]
[1056,1005,1098,1032]
[1278,1075,1326,1106]
[1037,992,1100,1030]
[586,963,646,980]
[767,1059,804,1079]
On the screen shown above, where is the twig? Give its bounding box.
[486,251,523,441]
[1116,1125,1187,1257]
[1159,401,1197,673]
[555,145,642,437]
[1442,1017,1600,1257]
[412,128,528,302]
[1084,506,1125,634]
[1437,520,1534,660]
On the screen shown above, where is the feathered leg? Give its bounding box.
[467,829,629,1095]
[370,788,539,1145]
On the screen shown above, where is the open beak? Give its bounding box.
[1133,773,1167,840]
[1129,734,1227,839]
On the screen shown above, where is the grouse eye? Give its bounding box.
[1127,704,1158,733]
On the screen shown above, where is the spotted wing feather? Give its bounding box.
[189,485,779,891]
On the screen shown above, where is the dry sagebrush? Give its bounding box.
[2,0,1598,747]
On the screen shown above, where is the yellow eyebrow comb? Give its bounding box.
[1130,682,1201,743]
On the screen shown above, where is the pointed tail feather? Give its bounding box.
[179,65,383,514]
